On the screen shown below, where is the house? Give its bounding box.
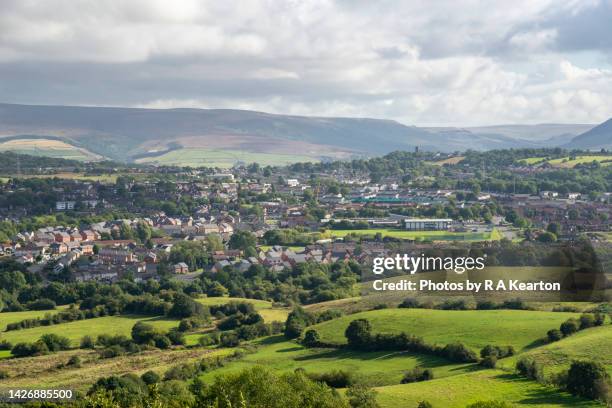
[50,242,69,254]
[80,230,98,241]
[144,252,157,263]
[54,232,71,243]
[174,262,189,274]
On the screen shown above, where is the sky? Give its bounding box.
[0,0,611,126]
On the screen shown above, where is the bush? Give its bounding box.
[436,299,468,310]
[345,319,372,349]
[560,318,579,336]
[480,345,514,359]
[0,340,13,350]
[27,298,56,310]
[11,341,49,358]
[476,300,498,310]
[594,313,606,326]
[219,332,240,347]
[417,402,433,408]
[466,401,513,408]
[307,370,354,388]
[302,329,321,347]
[398,297,421,309]
[67,355,81,367]
[547,329,563,342]
[0,370,9,379]
[40,333,71,352]
[198,333,218,347]
[441,342,478,363]
[131,322,158,344]
[566,360,610,400]
[516,357,542,381]
[80,335,95,349]
[401,367,434,384]
[154,335,171,349]
[167,329,186,346]
[579,314,596,330]
[346,383,380,408]
[99,345,126,359]
[141,370,161,385]
[480,355,497,368]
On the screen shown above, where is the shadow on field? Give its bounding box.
[496,373,596,407]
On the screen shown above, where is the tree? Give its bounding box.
[169,294,208,319]
[302,329,320,347]
[228,230,256,250]
[345,319,372,349]
[346,383,380,408]
[566,360,610,400]
[131,322,158,344]
[560,319,579,336]
[135,222,152,242]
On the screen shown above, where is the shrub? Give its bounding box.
[516,358,542,381]
[198,334,218,347]
[219,332,240,347]
[80,335,95,349]
[399,297,421,309]
[141,370,161,385]
[99,345,125,359]
[480,345,514,359]
[0,370,9,379]
[302,329,321,347]
[67,355,81,367]
[560,318,579,336]
[40,333,71,352]
[307,370,354,388]
[0,340,13,350]
[131,322,158,344]
[417,402,433,408]
[500,298,527,310]
[594,313,606,326]
[436,299,468,310]
[466,401,513,408]
[566,360,610,400]
[441,342,478,363]
[476,300,498,310]
[579,314,596,330]
[401,367,434,384]
[547,329,563,342]
[346,383,380,408]
[27,298,56,311]
[11,341,49,358]
[480,355,497,368]
[167,329,186,346]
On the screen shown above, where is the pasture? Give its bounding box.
[0,138,101,161]
[135,148,316,168]
[311,308,579,351]
[196,296,290,323]
[322,228,502,241]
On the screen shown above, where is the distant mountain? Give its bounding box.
[566,118,612,149]
[0,103,596,164]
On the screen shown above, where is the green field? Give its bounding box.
[374,369,601,407]
[199,335,474,386]
[135,148,316,168]
[521,155,612,168]
[323,228,502,241]
[500,324,612,377]
[0,315,178,347]
[0,307,69,331]
[312,308,578,351]
[0,138,101,161]
[196,296,289,323]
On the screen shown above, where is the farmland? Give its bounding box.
[311,308,578,351]
[0,306,69,331]
[0,315,179,347]
[0,138,101,161]
[195,296,290,323]
[521,155,612,168]
[135,148,317,168]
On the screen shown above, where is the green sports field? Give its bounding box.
[322,228,502,241]
[311,308,579,351]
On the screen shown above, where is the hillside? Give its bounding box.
[567,118,612,149]
[0,103,594,166]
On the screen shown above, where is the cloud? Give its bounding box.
[0,0,610,126]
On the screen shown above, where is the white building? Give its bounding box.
[404,218,452,231]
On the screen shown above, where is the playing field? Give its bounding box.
[322,228,502,241]
[374,369,601,407]
[0,315,179,347]
[135,148,316,168]
[311,308,579,351]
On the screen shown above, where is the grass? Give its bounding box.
[0,315,178,347]
[0,306,69,331]
[500,324,612,377]
[196,296,289,323]
[429,156,465,166]
[199,335,474,387]
[322,228,502,242]
[135,148,316,168]
[3,172,118,182]
[311,308,579,352]
[521,155,612,168]
[374,369,601,407]
[0,138,101,161]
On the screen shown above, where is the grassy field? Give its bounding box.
[0,138,101,161]
[500,324,612,377]
[322,228,502,241]
[521,155,612,168]
[0,306,69,331]
[0,346,231,392]
[196,296,289,323]
[0,315,178,347]
[312,308,578,351]
[429,156,465,166]
[199,335,474,387]
[374,369,601,407]
[135,148,316,168]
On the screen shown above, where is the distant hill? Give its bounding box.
[0,103,596,165]
[566,118,612,149]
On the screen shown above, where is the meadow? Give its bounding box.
[311,308,579,351]
[0,306,69,331]
[374,369,601,407]
[521,155,612,168]
[0,138,101,161]
[0,315,179,347]
[195,296,290,323]
[198,335,475,387]
[135,148,316,168]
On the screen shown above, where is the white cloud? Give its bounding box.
[0,0,611,125]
